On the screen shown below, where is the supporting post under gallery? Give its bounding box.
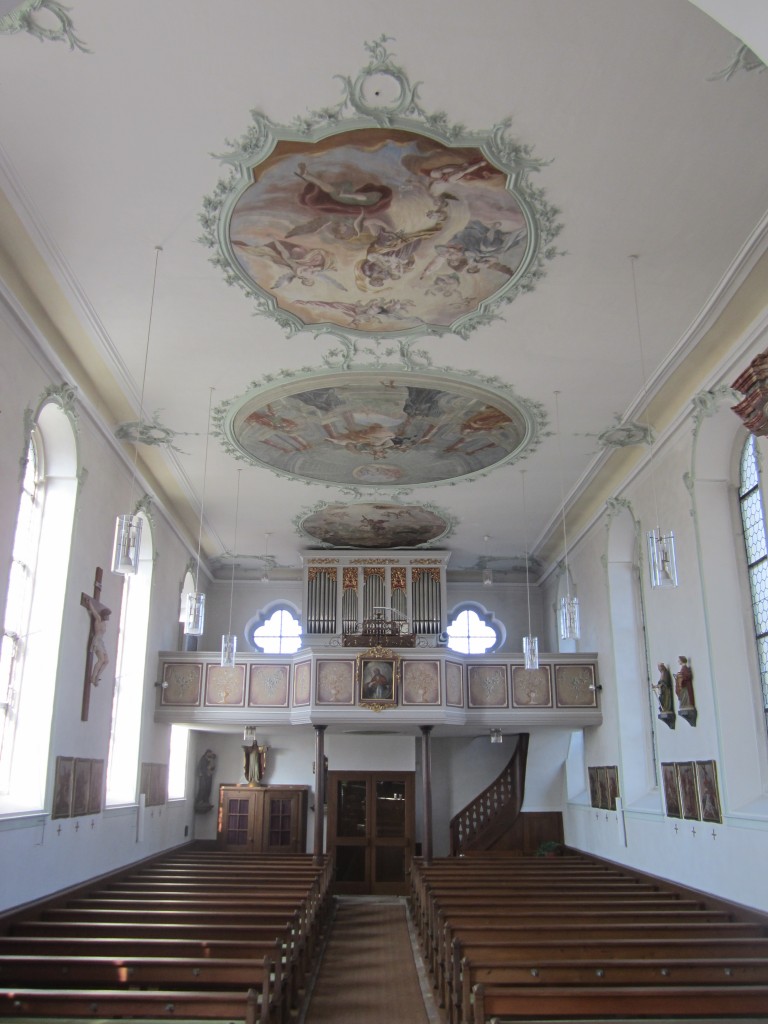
[420,725,434,865]
[313,724,327,865]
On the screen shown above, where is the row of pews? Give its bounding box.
[410,851,768,1022]
[0,847,333,1023]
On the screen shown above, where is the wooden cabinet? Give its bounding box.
[217,785,308,853]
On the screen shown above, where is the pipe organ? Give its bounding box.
[302,551,450,644]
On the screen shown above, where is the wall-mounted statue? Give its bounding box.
[243,741,268,786]
[194,749,217,812]
[674,655,697,726]
[652,662,676,730]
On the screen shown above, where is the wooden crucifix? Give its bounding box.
[80,567,112,721]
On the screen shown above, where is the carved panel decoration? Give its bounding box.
[161,663,203,706]
[511,665,552,707]
[293,660,311,706]
[249,664,290,707]
[201,38,561,344]
[554,664,597,707]
[445,660,463,707]
[467,664,509,708]
[316,660,355,704]
[402,660,440,705]
[204,664,246,706]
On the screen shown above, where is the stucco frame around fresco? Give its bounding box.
[200,36,562,346]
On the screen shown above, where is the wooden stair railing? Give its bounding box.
[449,734,529,856]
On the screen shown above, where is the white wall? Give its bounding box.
[557,325,768,912]
[0,294,198,912]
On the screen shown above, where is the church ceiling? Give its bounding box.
[1,2,767,581]
[202,40,560,342]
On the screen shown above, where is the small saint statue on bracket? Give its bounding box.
[652,662,676,730]
[243,741,268,786]
[674,655,697,726]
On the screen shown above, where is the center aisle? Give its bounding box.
[301,896,436,1024]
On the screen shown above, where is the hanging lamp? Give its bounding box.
[112,246,162,574]
[629,256,678,588]
[482,534,493,586]
[261,532,272,583]
[184,387,214,636]
[521,469,539,669]
[221,470,242,667]
[554,390,580,640]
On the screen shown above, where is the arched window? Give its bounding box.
[248,605,302,654]
[0,401,78,811]
[445,605,503,654]
[106,511,153,805]
[738,435,768,731]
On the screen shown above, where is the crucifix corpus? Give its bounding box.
[81,567,112,721]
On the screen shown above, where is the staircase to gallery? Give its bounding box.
[448,734,563,856]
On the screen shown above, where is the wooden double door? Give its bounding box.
[327,771,415,895]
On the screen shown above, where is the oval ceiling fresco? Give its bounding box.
[222,372,535,487]
[300,502,449,548]
[227,128,529,335]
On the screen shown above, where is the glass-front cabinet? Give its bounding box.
[217,785,308,854]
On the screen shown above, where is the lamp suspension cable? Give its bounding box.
[554,390,580,640]
[221,469,242,667]
[185,386,214,636]
[112,245,162,575]
[521,468,539,669]
[630,255,678,588]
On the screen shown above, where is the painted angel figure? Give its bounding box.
[233,238,347,291]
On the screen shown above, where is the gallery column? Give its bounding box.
[313,724,327,865]
[420,725,433,865]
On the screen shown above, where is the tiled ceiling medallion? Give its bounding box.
[201,37,561,342]
[214,368,546,488]
[298,500,452,549]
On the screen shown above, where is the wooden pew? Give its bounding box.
[0,987,262,1023]
[0,955,277,1024]
[0,848,332,1024]
[470,981,768,1022]
[0,932,294,1016]
[436,920,766,1012]
[460,958,768,1024]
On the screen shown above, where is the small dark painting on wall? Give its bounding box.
[588,766,599,808]
[695,759,722,823]
[51,756,74,819]
[661,762,681,818]
[676,761,700,820]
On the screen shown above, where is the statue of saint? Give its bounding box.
[194,749,216,813]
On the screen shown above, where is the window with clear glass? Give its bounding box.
[738,435,768,727]
[0,402,78,812]
[167,724,190,800]
[251,607,302,654]
[446,607,500,654]
[0,437,42,795]
[106,512,153,805]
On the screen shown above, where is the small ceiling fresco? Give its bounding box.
[218,370,541,488]
[299,502,449,548]
[201,38,561,341]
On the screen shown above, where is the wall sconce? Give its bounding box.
[243,725,257,744]
[490,728,503,744]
